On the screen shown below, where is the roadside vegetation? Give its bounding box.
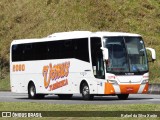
[0,0,160,90]
[0,102,160,119]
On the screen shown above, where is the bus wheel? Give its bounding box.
[28,83,37,99]
[81,82,94,100]
[117,94,129,100]
[28,83,45,99]
[58,94,73,99]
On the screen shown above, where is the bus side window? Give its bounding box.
[24,44,33,61]
[74,38,89,62]
[12,44,25,61]
[91,37,105,79]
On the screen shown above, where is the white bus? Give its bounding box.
[10,31,156,100]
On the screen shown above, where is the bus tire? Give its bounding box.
[58,94,73,99]
[28,83,45,99]
[28,83,37,99]
[117,94,129,100]
[81,82,94,100]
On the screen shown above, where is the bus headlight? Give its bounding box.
[141,80,148,84]
[108,80,118,85]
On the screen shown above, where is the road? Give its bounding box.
[0,92,160,104]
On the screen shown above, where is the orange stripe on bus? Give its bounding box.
[104,82,115,94]
[142,82,149,94]
[119,84,140,94]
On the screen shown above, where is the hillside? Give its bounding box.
[0,0,160,84]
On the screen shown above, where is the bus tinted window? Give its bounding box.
[12,38,89,62]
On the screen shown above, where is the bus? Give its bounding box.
[10,31,156,100]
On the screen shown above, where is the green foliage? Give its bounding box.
[0,0,160,83]
[0,103,160,119]
[0,102,160,111]
[0,74,10,91]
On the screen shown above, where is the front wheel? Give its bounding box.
[28,83,44,99]
[117,94,129,100]
[81,82,94,100]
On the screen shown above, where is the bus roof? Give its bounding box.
[11,31,141,45]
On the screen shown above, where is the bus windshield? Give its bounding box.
[104,36,148,75]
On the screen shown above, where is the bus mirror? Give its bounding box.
[101,47,109,61]
[146,47,156,62]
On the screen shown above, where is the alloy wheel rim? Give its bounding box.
[83,86,89,95]
[30,86,35,97]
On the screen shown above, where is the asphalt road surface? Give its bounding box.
[0,92,160,104]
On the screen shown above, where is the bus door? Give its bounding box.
[91,37,105,94]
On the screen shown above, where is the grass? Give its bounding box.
[1,102,160,111]
[0,0,160,90]
[0,74,10,91]
[0,103,160,119]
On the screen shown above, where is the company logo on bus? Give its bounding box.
[125,73,134,75]
[42,61,70,91]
